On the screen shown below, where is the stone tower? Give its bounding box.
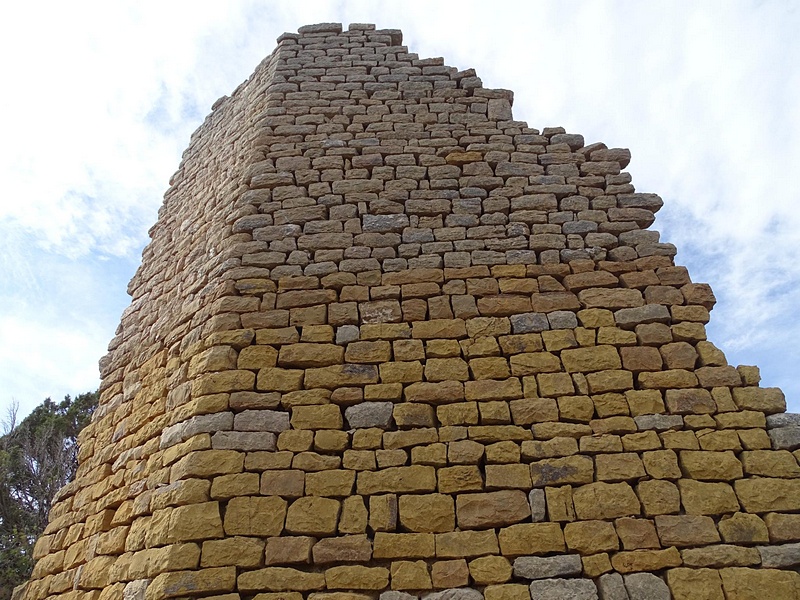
[18,22,800,600]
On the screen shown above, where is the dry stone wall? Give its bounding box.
[17,22,800,600]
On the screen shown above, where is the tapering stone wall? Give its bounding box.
[18,22,800,600]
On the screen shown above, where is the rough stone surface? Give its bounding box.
[622,573,670,600]
[528,579,598,600]
[20,21,800,600]
[345,402,394,429]
[597,573,629,600]
[513,555,582,580]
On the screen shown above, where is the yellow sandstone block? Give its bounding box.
[146,566,236,599]
[170,450,243,481]
[572,482,641,520]
[291,405,343,430]
[305,470,356,497]
[468,555,512,584]
[193,371,255,396]
[497,523,565,556]
[484,584,532,600]
[398,494,455,533]
[201,536,264,568]
[380,361,424,384]
[257,367,304,392]
[223,496,286,536]
[435,530,499,558]
[357,466,437,495]
[325,565,390,590]
[238,567,325,592]
[285,497,340,536]
[373,533,436,559]
[168,502,223,542]
[390,560,432,590]
[563,520,619,554]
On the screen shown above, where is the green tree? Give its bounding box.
[0,391,98,596]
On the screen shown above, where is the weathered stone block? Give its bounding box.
[278,343,344,368]
[346,402,394,429]
[369,495,399,532]
[679,450,743,481]
[371,532,433,560]
[678,479,739,515]
[615,517,660,550]
[561,345,621,373]
[528,579,598,599]
[264,536,314,566]
[238,567,326,592]
[291,404,344,430]
[623,573,670,600]
[530,456,594,488]
[498,523,565,556]
[595,453,646,482]
[435,530,499,558]
[611,547,682,573]
[285,497,340,536]
[469,555,513,585]
[666,568,724,600]
[390,560,432,590]
[564,520,619,555]
[305,470,356,497]
[731,387,786,414]
[234,409,290,433]
[719,567,800,600]
[147,567,236,598]
[313,535,373,564]
[513,555,582,580]
[654,515,720,547]
[456,490,531,529]
[483,584,531,600]
[764,512,800,542]
[223,496,286,537]
[572,482,641,520]
[398,494,455,533]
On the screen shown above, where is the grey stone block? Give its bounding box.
[769,425,800,450]
[345,402,394,429]
[636,243,677,257]
[511,312,550,334]
[234,409,290,433]
[160,412,234,448]
[123,580,149,600]
[562,220,598,235]
[514,555,582,580]
[766,413,800,428]
[619,230,659,247]
[211,431,276,451]
[758,542,800,568]
[506,249,538,265]
[598,573,629,600]
[529,489,546,522]
[617,193,664,211]
[614,304,670,329]
[548,311,579,329]
[634,414,684,432]
[423,589,483,600]
[336,325,360,345]
[529,578,598,600]
[382,593,418,600]
[623,573,670,600]
[363,214,409,232]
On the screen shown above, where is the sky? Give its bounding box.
[1,0,799,420]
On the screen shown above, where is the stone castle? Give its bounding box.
[17,22,800,600]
